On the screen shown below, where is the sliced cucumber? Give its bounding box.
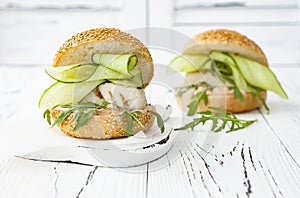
[46,64,97,83]
[46,63,133,83]
[229,53,288,99]
[92,53,137,75]
[38,80,103,109]
[168,55,210,72]
[209,51,236,67]
[228,64,250,92]
[209,51,288,98]
[88,64,132,81]
[110,67,143,88]
[209,51,249,91]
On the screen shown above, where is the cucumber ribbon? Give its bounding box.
[168,51,288,99]
[40,54,143,109]
[92,54,137,76]
[46,54,139,83]
[38,80,104,109]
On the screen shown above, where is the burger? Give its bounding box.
[39,28,164,139]
[169,29,288,113]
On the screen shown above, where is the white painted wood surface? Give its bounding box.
[0,66,299,197]
[0,0,299,65]
[0,1,299,197]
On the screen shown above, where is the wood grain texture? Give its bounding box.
[0,62,299,197]
[0,1,299,196]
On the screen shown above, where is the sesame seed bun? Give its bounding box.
[183,71,266,113]
[183,29,268,66]
[183,29,268,113]
[53,28,154,87]
[50,28,155,139]
[51,105,155,139]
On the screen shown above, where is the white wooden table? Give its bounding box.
[0,65,299,197]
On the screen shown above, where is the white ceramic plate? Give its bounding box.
[19,123,175,168]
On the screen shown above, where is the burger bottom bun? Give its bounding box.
[51,105,155,139]
[180,71,266,113]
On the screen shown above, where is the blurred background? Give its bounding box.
[0,0,299,67]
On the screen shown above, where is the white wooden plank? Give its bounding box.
[0,67,49,123]
[78,165,147,198]
[0,157,99,198]
[0,157,58,197]
[0,0,122,9]
[54,163,99,198]
[175,0,298,8]
[175,8,298,24]
[148,0,173,28]
[146,68,300,197]
[122,0,147,30]
[0,67,299,197]
[0,10,122,65]
[147,143,195,198]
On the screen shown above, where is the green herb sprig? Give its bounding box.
[175,107,257,133]
[47,101,108,131]
[176,82,214,116]
[211,60,247,104]
[149,110,165,133]
[176,80,257,132]
[210,57,269,111]
[176,82,211,97]
[120,110,144,136]
[43,100,165,136]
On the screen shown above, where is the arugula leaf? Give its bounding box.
[149,110,165,133]
[187,90,208,116]
[73,109,96,131]
[126,115,134,136]
[175,107,257,133]
[232,86,246,104]
[250,88,270,113]
[43,109,52,125]
[210,56,269,111]
[50,102,109,130]
[121,111,134,136]
[177,82,213,117]
[71,109,83,123]
[174,118,203,131]
[116,105,144,128]
[176,82,211,97]
[48,100,165,135]
[51,108,74,127]
[212,60,247,104]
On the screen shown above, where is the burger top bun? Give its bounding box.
[52,28,154,87]
[183,29,268,67]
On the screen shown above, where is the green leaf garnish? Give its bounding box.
[71,109,83,123]
[250,88,270,112]
[121,111,134,136]
[187,90,208,116]
[175,107,257,133]
[176,82,211,97]
[73,109,96,131]
[49,101,109,131]
[149,110,165,133]
[180,82,213,116]
[43,109,52,125]
[51,108,74,128]
[211,59,247,103]
[209,52,275,111]
[47,100,162,134]
[232,86,246,104]
[121,110,145,136]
